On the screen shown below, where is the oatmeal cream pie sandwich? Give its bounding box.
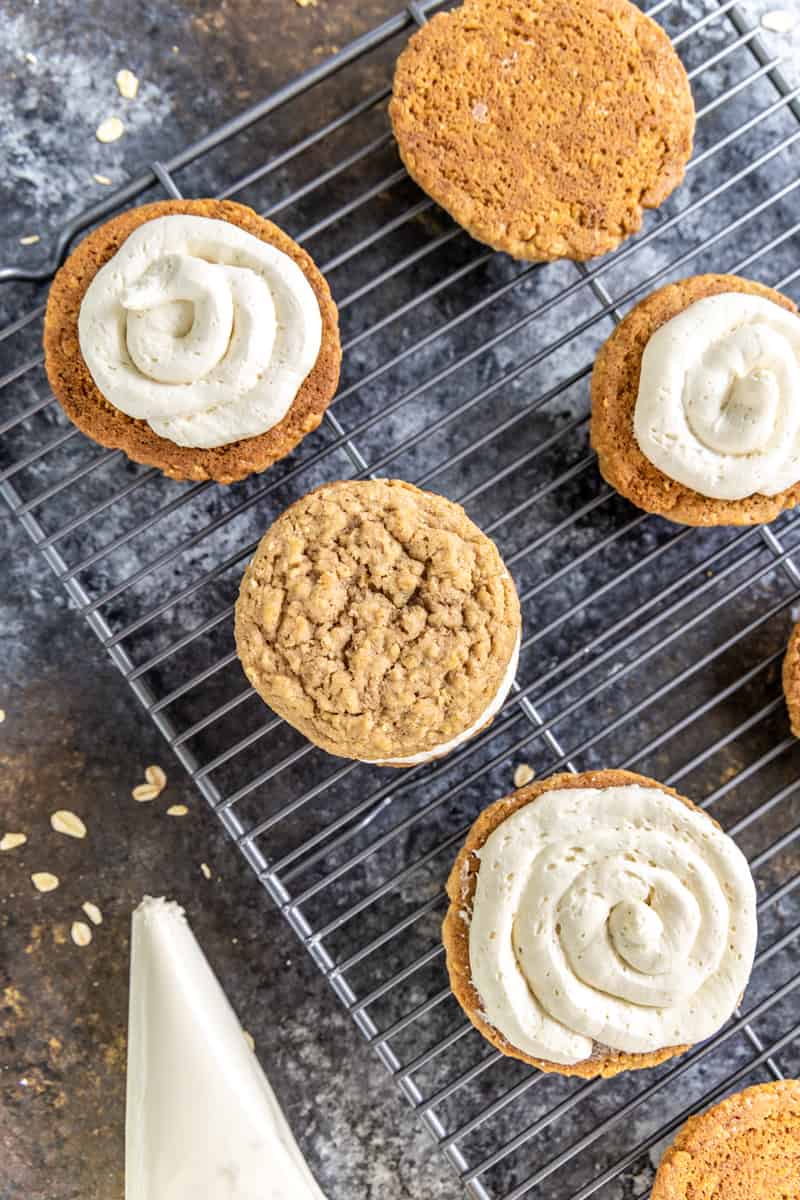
[444,769,757,1079]
[234,479,521,766]
[651,1080,800,1199]
[44,199,341,484]
[389,0,694,262]
[591,274,800,526]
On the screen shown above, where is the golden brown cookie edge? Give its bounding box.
[43,198,342,484]
[441,767,725,1078]
[389,0,695,262]
[590,273,800,526]
[782,621,800,738]
[651,1079,800,1199]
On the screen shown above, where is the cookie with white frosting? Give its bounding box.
[44,199,341,484]
[591,275,800,525]
[235,479,521,765]
[443,768,757,1078]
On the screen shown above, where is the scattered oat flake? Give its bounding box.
[295,0,318,7]
[24,52,37,64]
[116,68,139,99]
[132,783,160,802]
[1,832,27,852]
[167,805,189,817]
[96,116,124,143]
[19,235,40,245]
[93,173,113,185]
[242,1030,255,1051]
[513,763,535,789]
[761,9,796,32]
[71,921,92,947]
[200,862,212,880]
[31,872,59,893]
[0,710,5,722]
[82,901,103,926]
[145,765,167,792]
[51,810,87,839]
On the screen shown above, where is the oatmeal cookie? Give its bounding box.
[234,479,521,764]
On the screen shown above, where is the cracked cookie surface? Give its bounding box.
[652,1080,800,1199]
[234,479,521,762]
[389,0,694,262]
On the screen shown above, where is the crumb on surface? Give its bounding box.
[50,811,87,839]
[115,69,139,99]
[95,116,124,143]
[31,873,59,893]
[82,902,103,926]
[70,921,92,947]
[1,833,27,852]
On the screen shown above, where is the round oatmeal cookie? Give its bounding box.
[591,274,800,526]
[389,0,694,262]
[652,1080,800,1199]
[234,479,521,765]
[782,620,800,737]
[43,199,341,484]
[444,768,757,1079]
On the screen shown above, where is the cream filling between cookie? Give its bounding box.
[361,632,520,766]
[78,214,322,449]
[468,784,757,1065]
[633,293,800,500]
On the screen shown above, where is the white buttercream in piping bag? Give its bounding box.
[126,897,328,1200]
[634,293,800,500]
[361,632,520,766]
[467,785,756,1065]
[79,215,322,449]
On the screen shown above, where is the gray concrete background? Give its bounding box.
[2,3,800,1200]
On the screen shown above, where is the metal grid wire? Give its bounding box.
[2,1,800,1195]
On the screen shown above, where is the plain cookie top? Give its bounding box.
[235,479,521,761]
[390,0,695,261]
[652,1080,800,1199]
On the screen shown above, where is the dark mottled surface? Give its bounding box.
[1,3,456,1199]
[2,2,800,1200]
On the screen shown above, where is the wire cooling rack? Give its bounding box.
[2,1,800,1196]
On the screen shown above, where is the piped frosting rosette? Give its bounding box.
[78,214,322,449]
[634,293,800,501]
[467,783,757,1066]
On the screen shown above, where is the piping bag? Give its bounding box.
[126,897,328,1200]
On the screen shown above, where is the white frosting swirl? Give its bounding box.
[468,784,756,1065]
[634,293,800,500]
[78,215,323,449]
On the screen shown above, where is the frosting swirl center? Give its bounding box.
[468,784,757,1066]
[78,215,322,450]
[633,293,800,500]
